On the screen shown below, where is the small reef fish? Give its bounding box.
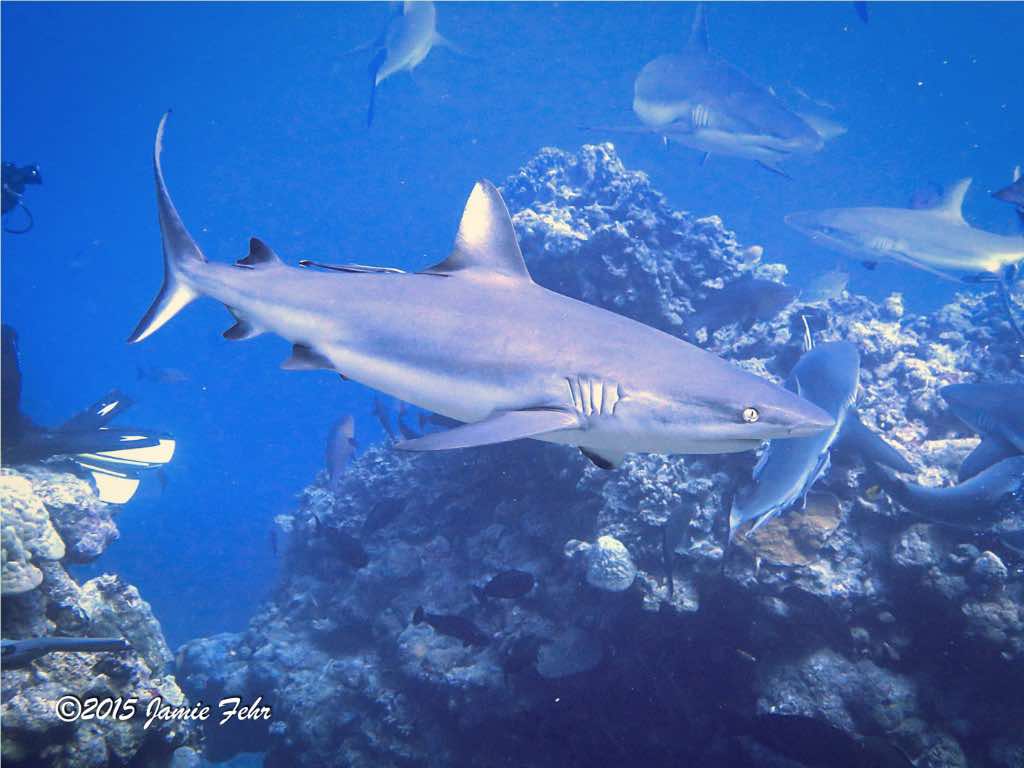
[800,266,849,303]
[941,383,1024,481]
[992,165,1024,231]
[313,515,369,569]
[875,455,1024,524]
[326,414,358,488]
[1,637,130,669]
[473,569,535,601]
[631,4,843,174]
[129,113,834,475]
[366,1,453,127]
[136,365,190,384]
[688,277,796,337]
[731,341,912,540]
[412,607,490,647]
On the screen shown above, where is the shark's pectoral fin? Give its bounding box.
[281,344,334,371]
[423,181,534,282]
[959,436,1018,482]
[836,410,914,473]
[580,447,626,470]
[367,47,387,127]
[395,408,580,452]
[298,260,408,275]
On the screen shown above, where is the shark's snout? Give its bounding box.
[786,403,836,437]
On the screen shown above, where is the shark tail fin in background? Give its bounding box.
[128,112,207,344]
[688,2,709,51]
[367,48,387,127]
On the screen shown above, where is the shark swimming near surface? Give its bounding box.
[365,1,452,127]
[630,3,843,175]
[941,383,1024,481]
[730,340,912,540]
[128,113,834,472]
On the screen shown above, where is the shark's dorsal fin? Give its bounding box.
[237,238,283,268]
[423,181,533,282]
[930,178,972,225]
[687,2,709,51]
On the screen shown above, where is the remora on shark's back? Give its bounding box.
[129,114,834,472]
[631,4,843,174]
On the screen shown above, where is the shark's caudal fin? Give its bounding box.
[128,112,207,344]
[687,2,709,51]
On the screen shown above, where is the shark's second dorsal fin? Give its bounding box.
[423,181,533,282]
[930,178,972,225]
[687,2,709,51]
[237,238,284,268]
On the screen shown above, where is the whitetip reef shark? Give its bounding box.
[630,3,843,175]
[129,113,834,470]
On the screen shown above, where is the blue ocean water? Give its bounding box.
[2,0,1021,654]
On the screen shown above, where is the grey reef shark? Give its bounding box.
[786,179,1024,343]
[628,3,844,175]
[129,113,834,474]
[365,1,456,127]
[730,339,912,540]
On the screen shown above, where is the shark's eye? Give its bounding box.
[742,407,760,424]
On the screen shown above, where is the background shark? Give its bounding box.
[129,114,834,471]
[631,4,843,175]
[941,383,1024,480]
[366,1,452,127]
[730,340,912,540]
[993,165,1024,231]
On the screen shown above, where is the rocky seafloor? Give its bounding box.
[1,467,203,767]
[10,143,1021,768]
[177,144,1024,768]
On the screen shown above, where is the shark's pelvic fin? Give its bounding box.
[281,344,334,371]
[931,178,972,225]
[835,410,914,473]
[223,308,262,341]
[128,112,205,344]
[959,435,1019,482]
[395,407,579,451]
[423,181,534,282]
[237,238,283,268]
[580,447,626,470]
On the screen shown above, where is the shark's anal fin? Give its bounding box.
[580,447,625,470]
[236,238,283,268]
[395,408,580,452]
[835,410,914,473]
[298,260,408,275]
[281,344,334,371]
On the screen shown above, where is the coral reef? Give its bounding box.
[177,144,1023,767]
[1,467,201,768]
